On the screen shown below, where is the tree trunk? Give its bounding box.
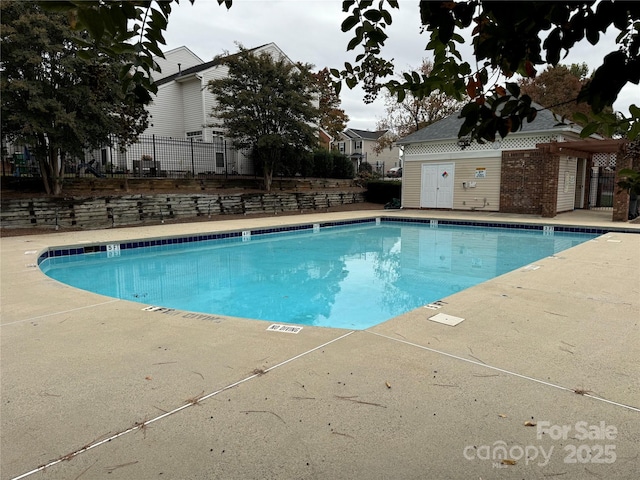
[36,134,52,195]
[38,156,52,195]
[263,168,273,192]
[40,144,64,195]
[52,149,64,195]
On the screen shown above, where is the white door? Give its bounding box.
[436,163,454,208]
[421,164,438,208]
[421,163,455,208]
[574,158,586,209]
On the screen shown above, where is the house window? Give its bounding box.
[355,141,362,149]
[186,130,203,141]
[338,142,345,153]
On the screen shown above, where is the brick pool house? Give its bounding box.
[396,108,631,220]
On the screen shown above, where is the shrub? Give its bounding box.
[365,179,401,204]
[331,152,354,179]
[313,149,334,178]
[359,161,373,174]
[298,151,314,178]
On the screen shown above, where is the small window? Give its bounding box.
[355,141,362,149]
[338,142,345,152]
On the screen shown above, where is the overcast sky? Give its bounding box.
[161,0,638,131]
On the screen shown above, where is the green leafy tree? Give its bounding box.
[337,1,640,141]
[313,68,350,141]
[207,46,319,191]
[1,1,149,195]
[39,0,184,105]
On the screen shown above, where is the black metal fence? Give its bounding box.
[588,167,615,209]
[2,135,254,179]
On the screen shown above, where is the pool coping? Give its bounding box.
[36,214,640,264]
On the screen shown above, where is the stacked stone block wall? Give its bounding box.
[1,191,366,230]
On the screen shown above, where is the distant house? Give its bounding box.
[318,127,333,151]
[335,128,400,174]
[396,107,619,217]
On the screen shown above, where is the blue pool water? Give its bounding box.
[40,222,597,329]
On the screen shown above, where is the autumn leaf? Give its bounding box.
[525,61,537,78]
[466,79,478,98]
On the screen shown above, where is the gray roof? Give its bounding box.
[343,128,387,140]
[155,44,270,87]
[396,104,579,145]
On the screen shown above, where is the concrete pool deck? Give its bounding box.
[1,209,639,479]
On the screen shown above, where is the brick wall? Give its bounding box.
[500,149,559,217]
[612,152,632,222]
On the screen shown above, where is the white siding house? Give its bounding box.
[145,43,289,143]
[140,43,303,175]
[335,129,400,174]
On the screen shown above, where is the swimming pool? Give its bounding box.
[39,219,598,329]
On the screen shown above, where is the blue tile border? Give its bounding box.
[380,217,626,236]
[37,216,637,265]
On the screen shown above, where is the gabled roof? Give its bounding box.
[155,43,274,86]
[162,45,202,61]
[343,128,388,140]
[318,127,333,142]
[396,104,581,145]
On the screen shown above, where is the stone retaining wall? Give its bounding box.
[1,191,366,230]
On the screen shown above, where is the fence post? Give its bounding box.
[152,134,157,177]
[109,140,114,178]
[190,138,195,176]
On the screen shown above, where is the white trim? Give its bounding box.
[405,149,502,161]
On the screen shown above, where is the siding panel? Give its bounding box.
[556,156,578,212]
[181,78,205,134]
[202,64,230,136]
[402,161,422,208]
[146,83,184,137]
[452,157,501,211]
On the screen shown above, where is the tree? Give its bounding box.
[38,0,184,106]
[374,59,461,151]
[519,63,594,122]
[337,1,640,141]
[1,1,149,195]
[314,68,350,142]
[44,1,640,141]
[207,46,319,192]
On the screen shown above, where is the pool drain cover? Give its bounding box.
[428,313,464,327]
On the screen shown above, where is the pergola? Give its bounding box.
[537,138,633,221]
